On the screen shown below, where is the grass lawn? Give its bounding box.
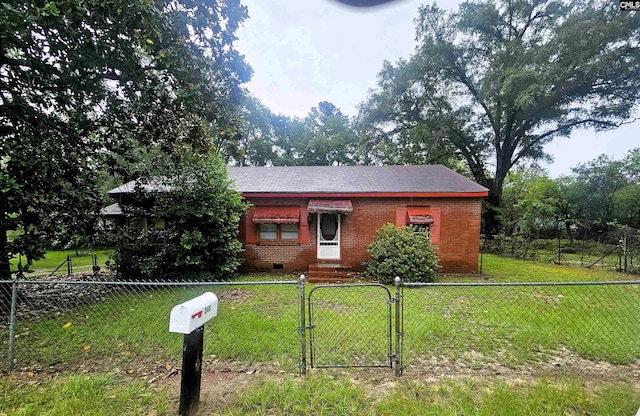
[0,375,170,415]
[478,253,630,282]
[9,249,113,276]
[2,254,639,413]
[225,374,640,416]
[2,373,637,415]
[7,255,639,369]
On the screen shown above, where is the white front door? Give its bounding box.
[317,213,340,260]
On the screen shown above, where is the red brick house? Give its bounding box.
[227,165,488,280]
[103,165,487,281]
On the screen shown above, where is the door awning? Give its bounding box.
[407,207,434,225]
[252,206,300,224]
[308,200,353,215]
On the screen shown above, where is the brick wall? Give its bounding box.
[240,196,483,274]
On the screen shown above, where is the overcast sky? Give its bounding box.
[235,0,638,177]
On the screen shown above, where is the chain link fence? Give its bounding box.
[401,281,640,376]
[2,275,639,377]
[0,275,301,375]
[481,230,640,274]
[307,284,393,369]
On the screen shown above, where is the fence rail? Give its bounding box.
[2,277,639,377]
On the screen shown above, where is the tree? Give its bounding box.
[358,0,640,234]
[570,154,627,230]
[115,153,247,280]
[613,148,640,228]
[229,99,360,167]
[501,167,576,256]
[295,101,357,166]
[226,95,279,166]
[566,149,640,234]
[0,0,251,285]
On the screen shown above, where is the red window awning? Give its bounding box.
[407,207,434,225]
[252,206,300,224]
[307,200,353,215]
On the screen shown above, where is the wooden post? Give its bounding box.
[179,326,204,416]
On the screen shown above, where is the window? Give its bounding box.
[404,207,440,245]
[259,223,299,241]
[411,223,430,236]
[128,217,166,230]
[259,224,278,240]
[130,218,147,230]
[150,218,166,229]
[280,224,299,240]
[252,206,301,243]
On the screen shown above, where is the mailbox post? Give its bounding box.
[169,292,218,416]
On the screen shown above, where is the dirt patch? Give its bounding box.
[216,289,252,304]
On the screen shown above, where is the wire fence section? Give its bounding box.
[401,281,640,375]
[308,284,393,369]
[0,278,301,374]
[1,277,639,377]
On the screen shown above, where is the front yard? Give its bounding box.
[1,255,639,415]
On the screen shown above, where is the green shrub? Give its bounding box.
[365,223,439,284]
[113,153,248,280]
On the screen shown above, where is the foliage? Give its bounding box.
[366,223,439,283]
[114,153,248,280]
[569,149,640,233]
[0,0,251,282]
[498,148,640,244]
[358,0,640,234]
[293,101,357,166]
[229,97,360,167]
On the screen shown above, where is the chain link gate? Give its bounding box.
[299,278,403,376]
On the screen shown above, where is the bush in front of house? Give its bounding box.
[365,223,439,284]
[114,153,248,280]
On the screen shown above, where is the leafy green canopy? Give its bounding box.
[366,223,439,284]
[114,153,248,280]
[500,148,640,242]
[230,97,359,167]
[0,0,251,279]
[358,0,640,233]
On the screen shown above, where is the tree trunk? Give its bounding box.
[482,185,503,238]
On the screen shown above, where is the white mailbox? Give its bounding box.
[169,292,218,334]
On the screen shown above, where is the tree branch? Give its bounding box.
[511,118,620,167]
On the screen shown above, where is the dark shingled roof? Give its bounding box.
[107,165,488,196]
[227,165,487,194]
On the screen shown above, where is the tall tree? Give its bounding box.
[230,99,360,167]
[227,95,278,166]
[570,155,627,228]
[359,0,640,234]
[296,101,356,166]
[0,0,251,285]
[614,148,640,228]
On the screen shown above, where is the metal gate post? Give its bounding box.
[7,277,18,370]
[394,276,403,376]
[298,274,307,376]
